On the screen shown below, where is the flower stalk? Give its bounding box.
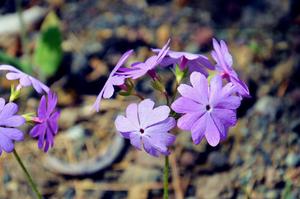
[13,149,42,199]
[163,155,169,199]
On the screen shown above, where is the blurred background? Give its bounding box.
[0,0,300,198]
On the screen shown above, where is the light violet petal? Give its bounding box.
[19,75,31,87]
[129,133,142,150]
[190,72,209,104]
[125,103,140,128]
[177,84,203,104]
[142,136,161,157]
[171,97,202,113]
[230,75,250,97]
[92,89,104,112]
[215,96,241,110]
[146,117,176,134]
[209,75,223,106]
[210,113,226,138]
[2,128,24,141]
[177,112,204,131]
[0,116,25,127]
[115,115,138,132]
[0,98,5,112]
[138,99,155,128]
[110,76,125,86]
[0,133,14,153]
[191,113,207,144]
[103,82,114,99]
[140,102,170,128]
[212,109,237,127]
[6,72,21,80]
[0,102,18,119]
[205,116,220,147]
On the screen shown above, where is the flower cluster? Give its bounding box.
[93,38,249,157]
[0,64,60,156]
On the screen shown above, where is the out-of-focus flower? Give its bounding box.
[115,99,176,157]
[211,38,250,97]
[0,64,49,94]
[152,49,214,75]
[171,72,241,146]
[0,98,25,155]
[117,40,170,79]
[93,50,133,112]
[29,91,60,152]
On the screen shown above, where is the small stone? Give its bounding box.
[207,152,229,171]
[285,153,300,167]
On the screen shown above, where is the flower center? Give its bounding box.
[140,128,145,134]
[205,105,211,111]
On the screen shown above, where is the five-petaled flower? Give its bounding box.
[211,38,250,97]
[152,49,214,76]
[115,99,176,157]
[0,98,25,155]
[117,39,170,79]
[0,64,50,94]
[30,91,60,152]
[93,50,133,112]
[171,72,241,146]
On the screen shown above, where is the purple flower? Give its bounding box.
[115,99,176,157]
[171,72,241,146]
[117,40,170,79]
[152,49,214,75]
[93,50,133,112]
[211,38,250,97]
[29,91,60,152]
[0,64,49,94]
[0,98,25,155]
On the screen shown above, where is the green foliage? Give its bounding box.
[33,11,62,78]
[0,51,31,73]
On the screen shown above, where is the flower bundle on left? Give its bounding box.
[0,64,60,155]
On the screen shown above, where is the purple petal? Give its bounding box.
[6,72,21,80]
[0,116,25,127]
[171,97,203,113]
[204,116,220,147]
[29,123,46,138]
[190,72,209,103]
[0,102,18,119]
[2,128,24,141]
[212,109,237,127]
[0,98,5,112]
[115,115,138,132]
[138,99,170,128]
[125,103,140,128]
[19,75,31,86]
[49,111,60,134]
[215,96,241,110]
[0,132,14,152]
[177,112,205,131]
[146,117,176,133]
[142,136,161,157]
[209,75,222,106]
[46,91,58,114]
[38,95,47,118]
[110,75,125,86]
[103,82,115,99]
[129,133,142,150]
[191,114,207,144]
[230,75,250,97]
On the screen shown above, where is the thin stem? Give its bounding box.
[13,149,43,199]
[164,92,170,106]
[163,155,169,199]
[133,92,145,100]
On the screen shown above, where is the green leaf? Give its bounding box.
[33,11,62,78]
[174,64,188,83]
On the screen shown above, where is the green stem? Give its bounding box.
[13,149,43,199]
[163,155,169,199]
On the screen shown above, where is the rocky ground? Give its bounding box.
[0,0,300,198]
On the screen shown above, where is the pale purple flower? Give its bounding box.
[30,91,60,152]
[211,38,250,97]
[117,40,170,79]
[115,99,176,157]
[152,49,214,75]
[93,50,133,112]
[0,64,49,94]
[0,98,25,155]
[171,72,241,146]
